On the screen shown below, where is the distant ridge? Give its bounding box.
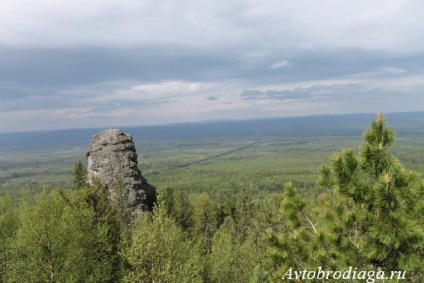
[1,112,424,152]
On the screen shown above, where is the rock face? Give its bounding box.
[86,129,156,211]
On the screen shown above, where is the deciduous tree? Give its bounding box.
[122,203,203,282]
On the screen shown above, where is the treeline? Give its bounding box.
[0,115,423,282]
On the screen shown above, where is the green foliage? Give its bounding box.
[82,179,124,282]
[0,196,17,283]
[267,114,424,281]
[1,114,423,282]
[72,160,87,189]
[4,134,424,199]
[208,229,270,283]
[266,183,338,281]
[1,136,365,197]
[330,114,424,275]
[193,194,220,255]
[111,177,132,229]
[160,186,194,231]
[234,191,256,239]
[5,189,116,282]
[122,203,203,283]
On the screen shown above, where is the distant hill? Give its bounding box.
[1,112,423,152]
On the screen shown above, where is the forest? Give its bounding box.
[0,114,423,282]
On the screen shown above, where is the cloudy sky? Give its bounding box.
[1,0,424,132]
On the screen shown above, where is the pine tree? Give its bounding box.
[319,113,424,279]
[266,183,336,280]
[72,160,87,189]
[267,113,424,281]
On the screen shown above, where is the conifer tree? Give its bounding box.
[234,190,255,239]
[111,177,132,229]
[266,183,336,280]
[158,187,194,232]
[267,113,424,281]
[80,178,124,282]
[194,194,219,255]
[319,113,424,279]
[172,189,195,231]
[72,160,87,189]
[160,187,176,216]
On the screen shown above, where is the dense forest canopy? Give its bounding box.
[0,114,423,282]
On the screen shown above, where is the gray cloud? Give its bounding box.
[0,47,242,87]
[0,46,422,91]
[91,99,176,112]
[1,0,424,132]
[240,83,383,102]
[2,0,424,53]
[240,83,424,109]
[241,84,375,102]
[241,88,313,100]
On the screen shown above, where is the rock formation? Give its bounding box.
[86,129,156,212]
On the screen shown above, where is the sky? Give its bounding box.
[1,0,424,132]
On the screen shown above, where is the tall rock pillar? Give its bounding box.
[86,129,156,211]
